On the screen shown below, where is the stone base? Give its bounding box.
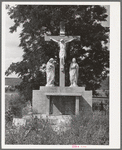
[32,86,92,115]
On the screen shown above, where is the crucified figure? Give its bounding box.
[50,37,75,71]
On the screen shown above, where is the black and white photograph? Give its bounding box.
[2,1,120,149]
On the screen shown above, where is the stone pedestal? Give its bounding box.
[32,86,92,115]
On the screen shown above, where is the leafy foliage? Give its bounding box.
[5,5,109,100]
[8,93,26,118]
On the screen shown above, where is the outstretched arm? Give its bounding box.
[50,37,59,43]
[65,37,75,43]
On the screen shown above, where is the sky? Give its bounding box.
[5,7,23,77]
[5,5,110,78]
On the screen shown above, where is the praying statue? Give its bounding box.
[50,38,75,71]
[69,58,79,87]
[46,58,56,86]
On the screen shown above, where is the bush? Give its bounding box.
[5,86,17,93]
[9,93,26,118]
[92,101,109,114]
[22,101,32,116]
[5,109,13,126]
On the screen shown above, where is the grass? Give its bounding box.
[5,109,109,145]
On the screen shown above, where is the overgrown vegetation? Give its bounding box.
[5,109,109,145]
[5,84,109,145]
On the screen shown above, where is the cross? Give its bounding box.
[44,21,80,87]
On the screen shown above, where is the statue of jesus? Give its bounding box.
[50,37,75,71]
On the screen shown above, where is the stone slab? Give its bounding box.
[13,118,26,127]
[45,93,83,96]
[39,86,85,92]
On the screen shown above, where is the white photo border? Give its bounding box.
[2,1,121,149]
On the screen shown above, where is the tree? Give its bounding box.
[5,5,109,100]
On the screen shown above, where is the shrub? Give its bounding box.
[9,93,26,118]
[5,109,13,126]
[92,101,109,115]
[22,101,32,116]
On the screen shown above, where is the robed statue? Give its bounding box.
[46,58,56,86]
[69,58,79,87]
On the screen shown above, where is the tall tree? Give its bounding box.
[5,5,109,100]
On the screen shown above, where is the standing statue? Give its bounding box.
[50,38,75,71]
[46,58,55,86]
[69,58,79,87]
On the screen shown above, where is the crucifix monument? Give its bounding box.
[32,21,92,116]
[44,21,80,87]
